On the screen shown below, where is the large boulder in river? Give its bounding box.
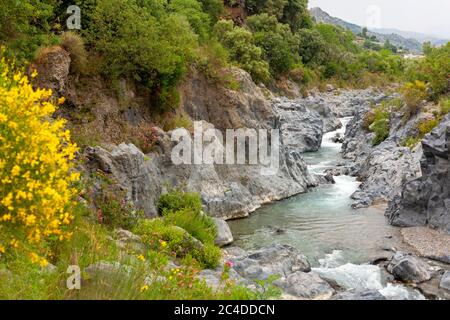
[231,244,311,280]
[386,252,431,283]
[387,114,450,232]
[275,271,335,299]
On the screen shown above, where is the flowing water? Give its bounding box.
[228,118,424,299]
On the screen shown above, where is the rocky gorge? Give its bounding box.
[33,48,449,300]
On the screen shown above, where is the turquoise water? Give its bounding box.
[228,118,400,266]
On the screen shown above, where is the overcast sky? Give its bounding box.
[308,0,450,38]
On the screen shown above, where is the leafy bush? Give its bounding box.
[418,118,439,136]
[0,0,58,63]
[406,43,450,101]
[0,56,79,266]
[401,80,428,116]
[439,98,450,115]
[133,217,220,268]
[164,208,217,245]
[84,0,198,110]
[247,14,300,76]
[96,193,144,230]
[213,20,270,83]
[168,0,212,41]
[158,190,203,215]
[370,106,390,146]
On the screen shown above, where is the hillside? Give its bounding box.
[310,7,423,53]
[373,28,449,46]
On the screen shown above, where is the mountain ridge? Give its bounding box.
[309,7,424,53]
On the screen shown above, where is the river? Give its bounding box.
[228,117,425,299]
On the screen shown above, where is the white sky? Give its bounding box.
[308,0,450,38]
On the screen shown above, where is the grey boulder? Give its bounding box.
[231,244,311,281]
[387,252,431,283]
[213,218,234,247]
[275,271,335,299]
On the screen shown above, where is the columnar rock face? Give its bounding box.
[387,114,450,233]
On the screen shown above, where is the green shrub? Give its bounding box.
[213,20,270,83]
[370,107,390,146]
[168,0,211,41]
[96,191,144,230]
[400,136,421,149]
[407,43,450,101]
[164,208,217,245]
[440,98,450,115]
[247,14,300,76]
[418,118,439,136]
[0,0,57,63]
[133,218,219,268]
[84,0,197,110]
[401,80,428,116]
[158,190,203,215]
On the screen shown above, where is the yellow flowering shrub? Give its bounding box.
[0,55,79,266]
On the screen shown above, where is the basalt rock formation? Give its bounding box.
[387,114,450,233]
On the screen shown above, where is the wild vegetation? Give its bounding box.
[0,0,449,300]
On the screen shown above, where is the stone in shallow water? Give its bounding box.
[231,244,311,280]
[387,252,431,283]
[275,271,335,299]
[331,289,386,300]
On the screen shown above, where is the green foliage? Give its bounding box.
[133,217,220,269]
[364,39,382,51]
[247,14,300,76]
[198,0,224,23]
[168,0,211,41]
[369,106,390,146]
[158,190,203,215]
[0,0,59,63]
[418,118,439,136]
[96,192,144,230]
[440,98,450,115]
[214,20,270,83]
[164,208,217,245]
[245,0,311,32]
[84,0,198,111]
[405,43,450,101]
[401,80,428,116]
[298,28,328,65]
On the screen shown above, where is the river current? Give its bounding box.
[228,118,425,299]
